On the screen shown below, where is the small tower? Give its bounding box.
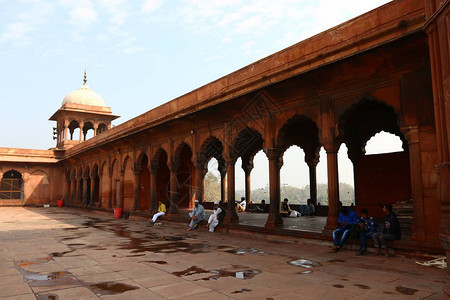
[49,71,119,149]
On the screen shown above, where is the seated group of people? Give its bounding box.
[332,203,401,257]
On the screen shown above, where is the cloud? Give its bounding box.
[141,0,165,14]
[62,0,98,26]
[98,0,130,25]
[124,46,143,54]
[0,22,34,43]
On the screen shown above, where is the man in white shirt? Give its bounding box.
[207,201,222,232]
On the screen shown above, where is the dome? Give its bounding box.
[62,72,106,107]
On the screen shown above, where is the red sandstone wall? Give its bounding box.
[354,152,411,219]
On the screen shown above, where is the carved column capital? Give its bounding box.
[400,125,420,144]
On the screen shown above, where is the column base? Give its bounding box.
[265,213,283,228]
[224,210,239,224]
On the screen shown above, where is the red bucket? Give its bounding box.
[57,200,63,207]
[114,207,122,219]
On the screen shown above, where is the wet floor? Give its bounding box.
[0,207,446,299]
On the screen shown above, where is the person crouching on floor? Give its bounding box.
[207,201,222,232]
[188,199,205,231]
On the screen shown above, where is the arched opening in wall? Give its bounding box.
[83,122,94,140]
[280,146,309,206]
[175,144,194,209]
[28,170,50,204]
[100,162,109,208]
[155,149,170,208]
[232,127,264,217]
[316,147,328,207]
[123,157,134,211]
[0,170,23,200]
[338,99,411,220]
[337,143,355,206]
[69,120,80,140]
[249,150,269,213]
[70,168,77,204]
[138,155,150,211]
[97,123,107,135]
[78,170,83,205]
[199,136,225,206]
[365,131,404,155]
[204,158,221,203]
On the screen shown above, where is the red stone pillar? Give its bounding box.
[424,1,450,285]
[133,169,140,211]
[79,121,84,141]
[220,169,227,204]
[63,176,70,203]
[71,175,76,204]
[322,142,340,235]
[119,170,125,208]
[265,148,283,228]
[149,165,157,212]
[242,159,253,206]
[168,163,179,214]
[108,166,113,208]
[224,160,239,223]
[193,164,204,202]
[82,175,89,206]
[307,159,318,205]
[89,175,96,207]
[402,126,426,241]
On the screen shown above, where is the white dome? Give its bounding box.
[62,73,106,107]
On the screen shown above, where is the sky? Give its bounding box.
[0,0,397,189]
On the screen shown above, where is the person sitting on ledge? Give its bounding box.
[280,198,300,217]
[372,203,401,257]
[250,199,269,213]
[149,200,166,224]
[188,199,205,231]
[332,205,358,252]
[356,208,379,255]
[307,198,315,216]
[236,197,246,212]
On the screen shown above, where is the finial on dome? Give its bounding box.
[83,70,87,85]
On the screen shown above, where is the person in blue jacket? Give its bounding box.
[332,205,358,252]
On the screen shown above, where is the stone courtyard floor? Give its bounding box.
[0,207,446,300]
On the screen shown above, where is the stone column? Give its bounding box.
[168,162,179,214]
[322,142,340,235]
[98,172,103,207]
[79,122,84,141]
[108,166,113,208]
[242,158,254,206]
[93,124,98,137]
[82,175,89,206]
[119,170,125,208]
[133,169,141,211]
[265,148,283,228]
[193,164,204,202]
[89,175,96,207]
[424,1,450,286]
[219,166,227,205]
[402,125,425,241]
[64,176,70,203]
[150,163,158,211]
[71,175,77,204]
[224,160,239,223]
[306,158,319,205]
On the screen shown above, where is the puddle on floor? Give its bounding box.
[173,266,260,280]
[231,288,252,294]
[225,248,264,255]
[50,251,74,257]
[143,260,168,265]
[396,286,417,295]
[16,257,52,267]
[354,284,370,290]
[25,271,71,282]
[89,282,139,295]
[36,293,59,300]
[288,259,321,269]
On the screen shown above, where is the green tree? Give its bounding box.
[204,172,221,202]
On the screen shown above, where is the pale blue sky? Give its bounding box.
[0,0,400,188]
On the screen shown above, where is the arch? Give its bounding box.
[138,154,150,210]
[83,121,95,140]
[100,160,109,208]
[122,155,132,171]
[154,148,170,207]
[199,136,225,169]
[111,158,120,207]
[0,170,23,200]
[173,143,195,208]
[91,163,100,205]
[231,126,264,162]
[68,120,80,140]
[97,123,108,134]
[27,169,49,203]
[337,98,407,162]
[365,131,404,155]
[173,141,193,164]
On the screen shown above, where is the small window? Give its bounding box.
[0,170,23,199]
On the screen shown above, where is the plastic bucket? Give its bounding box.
[114,207,122,219]
[57,200,63,207]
